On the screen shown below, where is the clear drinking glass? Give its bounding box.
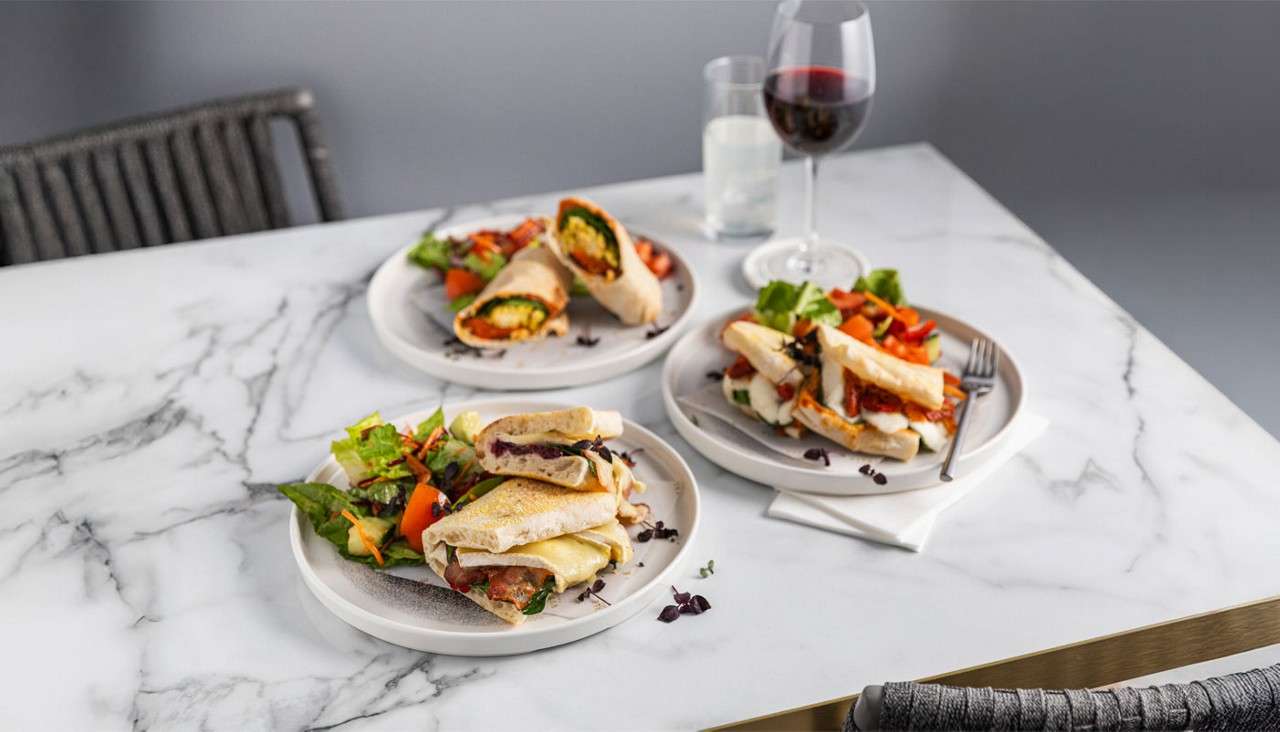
[703,56,782,239]
[756,0,876,287]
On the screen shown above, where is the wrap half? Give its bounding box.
[453,239,573,348]
[546,197,662,325]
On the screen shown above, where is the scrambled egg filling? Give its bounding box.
[484,299,547,332]
[560,215,619,276]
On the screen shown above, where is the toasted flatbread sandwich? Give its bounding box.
[792,325,957,459]
[423,477,633,624]
[475,407,649,522]
[719,320,805,438]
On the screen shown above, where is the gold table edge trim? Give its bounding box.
[713,593,1280,731]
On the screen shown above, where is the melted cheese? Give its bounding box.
[457,534,609,592]
[909,420,950,452]
[749,372,795,426]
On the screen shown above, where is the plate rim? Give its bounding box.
[288,397,702,653]
[366,213,700,390]
[661,305,1027,495]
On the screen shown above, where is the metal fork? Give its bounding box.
[940,337,999,482]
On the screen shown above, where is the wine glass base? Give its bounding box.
[741,237,871,290]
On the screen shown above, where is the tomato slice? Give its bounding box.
[726,355,755,379]
[463,318,516,340]
[444,268,486,300]
[400,482,449,553]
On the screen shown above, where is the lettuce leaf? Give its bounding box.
[279,482,424,568]
[331,412,412,484]
[414,407,446,442]
[448,294,477,313]
[463,251,507,281]
[853,268,907,306]
[753,280,842,334]
[407,233,451,271]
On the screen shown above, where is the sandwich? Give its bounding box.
[424,477,633,624]
[475,406,649,523]
[453,241,574,347]
[719,320,806,438]
[545,197,662,325]
[791,324,956,460]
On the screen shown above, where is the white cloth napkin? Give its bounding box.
[767,413,1049,551]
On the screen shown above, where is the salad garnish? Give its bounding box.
[278,407,493,568]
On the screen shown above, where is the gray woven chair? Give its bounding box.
[0,87,342,266]
[848,663,1280,730]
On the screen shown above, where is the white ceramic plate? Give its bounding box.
[662,306,1025,495]
[368,214,698,390]
[289,399,701,656]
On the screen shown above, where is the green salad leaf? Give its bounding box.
[449,294,477,313]
[753,280,842,334]
[463,251,507,281]
[414,407,447,442]
[522,577,557,615]
[853,268,907,306]
[408,233,451,271]
[278,482,425,568]
[330,413,412,484]
[570,277,590,297]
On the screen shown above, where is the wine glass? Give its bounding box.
[751,0,875,289]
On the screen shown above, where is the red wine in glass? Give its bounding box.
[764,66,873,156]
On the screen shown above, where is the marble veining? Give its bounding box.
[2,144,1280,730]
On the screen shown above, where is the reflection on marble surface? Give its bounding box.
[2,144,1279,730]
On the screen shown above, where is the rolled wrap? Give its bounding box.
[453,236,574,348]
[546,197,662,325]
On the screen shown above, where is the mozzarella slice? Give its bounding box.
[861,408,909,434]
[910,420,950,452]
[721,374,755,417]
[821,359,861,423]
[748,372,795,426]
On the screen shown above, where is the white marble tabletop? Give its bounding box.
[3,144,1280,730]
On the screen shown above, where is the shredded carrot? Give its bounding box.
[341,510,384,566]
[405,452,430,480]
[862,291,901,321]
[944,384,968,400]
[416,425,446,459]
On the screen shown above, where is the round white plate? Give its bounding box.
[289,399,701,656]
[368,214,698,390]
[662,306,1025,495]
[741,236,872,291]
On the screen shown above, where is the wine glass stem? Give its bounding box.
[803,154,820,259]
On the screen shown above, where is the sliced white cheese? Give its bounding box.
[821,358,861,423]
[910,420,950,452]
[861,408,909,434]
[721,374,755,417]
[749,372,795,426]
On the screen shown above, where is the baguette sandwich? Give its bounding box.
[719,320,806,438]
[792,325,957,460]
[423,477,633,624]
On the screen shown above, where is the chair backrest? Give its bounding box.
[848,662,1280,730]
[0,87,343,266]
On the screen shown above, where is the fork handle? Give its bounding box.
[939,391,978,482]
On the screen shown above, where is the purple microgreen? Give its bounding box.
[690,595,711,613]
[873,473,888,485]
[591,579,605,593]
[645,324,671,340]
[655,521,664,530]
[636,528,654,542]
[803,447,831,467]
[858,464,874,476]
[575,327,600,347]
[658,605,681,623]
[672,586,691,605]
[618,448,643,467]
[705,370,725,382]
[637,562,645,568]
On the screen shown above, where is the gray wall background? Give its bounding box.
[3,1,1278,434]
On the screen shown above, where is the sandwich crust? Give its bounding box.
[722,321,803,387]
[475,408,628,493]
[793,390,921,461]
[817,325,944,410]
[422,478,617,553]
[425,551,528,624]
